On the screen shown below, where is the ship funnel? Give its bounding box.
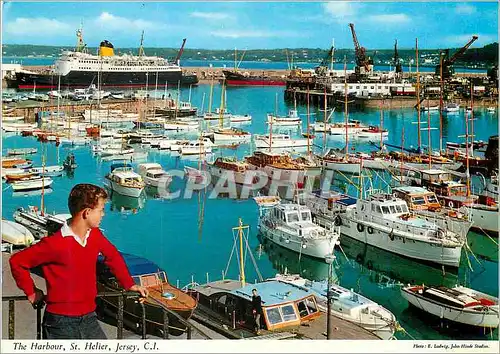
[99,40,114,57]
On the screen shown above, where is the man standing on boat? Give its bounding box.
[251,288,263,335]
[9,184,149,339]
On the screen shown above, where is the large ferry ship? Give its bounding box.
[11,29,198,89]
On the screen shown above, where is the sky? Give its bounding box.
[1,1,498,50]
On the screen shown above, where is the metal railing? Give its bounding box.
[2,291,209,340]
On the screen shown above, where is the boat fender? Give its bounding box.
[448,201,454,208]
[334,215,342,226]
[367,226,374,234]
[357,223,365,233]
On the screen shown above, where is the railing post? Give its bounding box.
[117,294,124,339]
[187,326,192,340]
[36,306,42,339]
[162,309,169,339]
[9,300,15,339]
[140,302,147,339]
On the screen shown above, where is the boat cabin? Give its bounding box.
[271,203,312,224]
[360,194,410,217]
[213,157,248,173]
[392,186,441,211]
[193,280,320,333]
[418,169,467,197]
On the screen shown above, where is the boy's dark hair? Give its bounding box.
[252,288,257,292]
[68,184,108,216]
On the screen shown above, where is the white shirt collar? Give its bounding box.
[61,222,91,247]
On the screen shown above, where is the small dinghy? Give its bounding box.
[401,285,499,328]
[1,219,35,246]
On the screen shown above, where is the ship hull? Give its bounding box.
[12,70,198,89]
[223,70,285,86]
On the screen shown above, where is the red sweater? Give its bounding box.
[9,228,135,316]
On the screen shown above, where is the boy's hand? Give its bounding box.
[129,284,149,303]
[28,288,45,309]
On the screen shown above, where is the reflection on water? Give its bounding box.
[109,191,146,214]
[258,234,339,283]
[338,237,459,288]
[467,231,499,263]
[12,188,53,198]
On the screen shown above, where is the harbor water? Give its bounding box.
[1,85,498,340]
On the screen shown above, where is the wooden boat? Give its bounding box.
[96,252,197,336]
[208,157,252,186]
[210,127,251,143]
[266,109,301,127]
[401,285,499,328]
[1,219,35,246]
[254,134,309,149]
[2,158,32,169]
[27,165,64,177]
[5,172,37,183]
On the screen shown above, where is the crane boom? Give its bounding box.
[348,23,369,71]
[448,35,478,64]
[174,38,187,64]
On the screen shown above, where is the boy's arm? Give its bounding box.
[97,230,135,290]
[9,238,55,298]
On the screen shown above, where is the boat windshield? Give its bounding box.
[300,211,311,222]
[412,196,426,205]
[286,212,300,223]
[427,195,439,204]
[265,304,298,325]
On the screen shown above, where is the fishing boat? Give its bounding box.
[255,197,340,260]
[63,154,78,170]
[105,164,145,198]
[338,192,463,267]
[329,121,367,136]
[208,157,253,187]
[1,219,35,247]
[401,285,499,328]
[356,126,389,140]
[392,186,472,241]
[13,206,70,239]
[11,176,53,192]
[266,110,302,127]
[179,140,214,155]
[254,134,309,149]
[7,148,37,156]
[96,252,198,336]
[271,273,397,340]
[138,163,172,188]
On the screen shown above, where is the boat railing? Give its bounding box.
[2,291,208,340]
[357,212,437,239]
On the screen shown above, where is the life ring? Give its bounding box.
[357,223,365,233]
[310,230,318,238]
[334,215,342,226]
[448,201,454,208]
[367,226,374,234]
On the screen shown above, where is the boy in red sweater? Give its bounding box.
[10,183,149,339]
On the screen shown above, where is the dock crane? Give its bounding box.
[174,38,187,65]
[348,23,373,76]
[394,40,402,75]
[315,46,334,76]
[435,35,478,79]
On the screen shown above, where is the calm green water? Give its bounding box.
[2,86,498,340]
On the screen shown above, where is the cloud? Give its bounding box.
[4,17,72,36]
[210,30,301,39]
[443,34,495,47]
[455,4,476,15]
[190,12,230,20]
[321,1,361,22]
[93,12,159,31]
[367,14,411,24]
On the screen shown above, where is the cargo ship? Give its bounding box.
[222,69,286,86]
[10,29,198,89]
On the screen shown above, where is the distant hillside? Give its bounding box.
[2,42,497,68]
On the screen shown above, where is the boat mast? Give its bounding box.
[323,86,327,151]
[40,145,45,216]
[307,86,311,156]
[208,77,214,114]
[344,56,349,159]
[427,97,432,169]
[439,54,444,153]
[465,97,471,197]
[470,83,475,157]
[232,218,249,287]
[416,38,421,152]
[379,101,384,149]
[219,79,225,129]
